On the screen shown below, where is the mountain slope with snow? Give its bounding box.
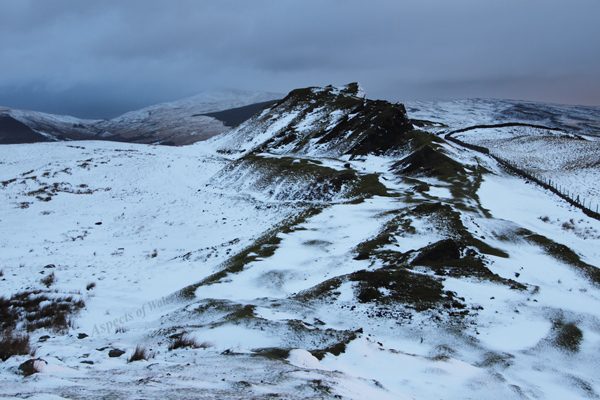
[1,84,600,399]
[0,90,282,146]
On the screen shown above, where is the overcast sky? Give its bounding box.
[1,0,599,119]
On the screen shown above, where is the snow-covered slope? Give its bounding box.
[99,90,282,145]
[2,84,600,399]
[453,125,600,208]
[406,98,600,138]
[1,90,282,146]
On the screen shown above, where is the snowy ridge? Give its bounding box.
[209,82,414,158]
[1,84,600,399]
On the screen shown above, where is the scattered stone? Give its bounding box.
[78,333,89,339]
[108,349,126,358]
[38,335,51,343]
[43,264,56,269]
[19,358,47,376]
[80,360,94,365]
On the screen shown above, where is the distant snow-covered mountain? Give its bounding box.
[0,89,282,145]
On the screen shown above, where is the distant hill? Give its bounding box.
[0,90,282,146]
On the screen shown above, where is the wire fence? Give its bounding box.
[445,131,600,221]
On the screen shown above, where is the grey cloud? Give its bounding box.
[0,0,599,118]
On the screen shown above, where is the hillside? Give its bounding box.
[405,98,600,138]
[1,84,600,399]
[0,90,282,146]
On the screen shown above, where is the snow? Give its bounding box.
[2,94,600,399]
[455,126,600,207]
[287,349,331,370]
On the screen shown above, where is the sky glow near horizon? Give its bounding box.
[1,0,599,118]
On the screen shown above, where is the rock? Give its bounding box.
[19,358,47,376]
[78,333,89,339]
[108,349,126,358]
[43,264,56,268]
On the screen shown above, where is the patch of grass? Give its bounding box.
[353,213,415,261]
[168,333,209,350]
[0,331,33,361]
[353,203,511,287]
[476,351,515,368]
[561,219,576,231]
[1,178,17,186]
[297,265,466,314]
[554,322,583,352]
[309,331,358,360]
[40,272,55,288]
[128,345,154,362]
[346,173,388,200]
[221,304,258,322]
[86,282,96,291]
[409,202,509,258]
[303,239,333,247]
[391,145,467,182]
[307,379,334,395]
[0,290,85,333]
[293,276,345,302]
[234,155,387,202]
[409,239,524,289]
[349,268,457,311]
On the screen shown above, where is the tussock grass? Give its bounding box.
[168,333,211,350]
[555,322,583,352]
[0,331,33,361]
[0,290,85,333]
[128,345,154,362]
[40,272,55,288]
